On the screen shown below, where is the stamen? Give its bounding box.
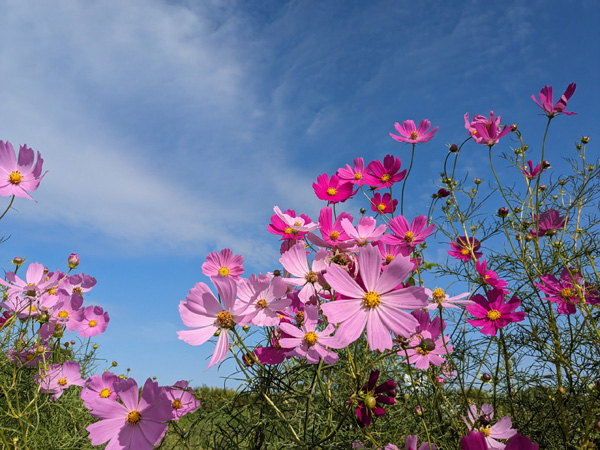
[58,377,67,386]
[404,231,415,243]
[305,271,319,284]
[304,331,318,346]
[172,399,182,409]
[326,187,337,196]
[354,173,362,180]
[89,320,97,327]
[58,310,69,319]
[216,310,234,329]
[363,291,381,309]
[410,131,419,140]
[126,410,142,425]
[256,299,268,309]
[486,309,501,320]
[9,171,22,184]
[432,288,445,303]
[329,230,340,241]
[377,203,386,211]
[99,388,111,398]
[385,254,394,264]
[284,227,293,234]
[460,248,470,256]
[218,266,230,276]
[381,174,391,183]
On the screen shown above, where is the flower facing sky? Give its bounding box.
[382,215,435,251]
[0,140,46,200]
[389,119,438,144]
[535,267,599,314]
[522,160,545,180]
[463,403,518,450]
[448,236,483,262]
[36,361,85,401]
[201,248,244,279]
[313,173,356,203]
[337,157,366,186]
[465,111,511,147]
[81,371,119,409]
[531,83,576,117]
[466,288,525,336]
[362,154,406,190]
[370,192,397,214]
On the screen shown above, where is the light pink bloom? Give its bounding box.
[405,435,437,450]
[81,371,119,409]
[363,155,406,190]
[272,206,319,236]
[50,291,85,332]
[402,329,452,370]
[86,378,172,450]
[465,112,511,147]
[279,305,342,364]
[202,248,244,279]
[77,305,109,337]
[321,244,428,351]
[313,173,356,204]
[36,361,85,401]
[237,274,290,327]
[0,262,59,297]
[463,403,517,450]
[376,241,412,271]
[279,242,327,304]
[390,119,438,144]
[178,276,244,369]
[164,380,200,420]
[381,215,435,250]
[341,216,387,247]
[337,157,367,186]
[0,141,46,200]
[532,83,576,117]
[424,287,474,310]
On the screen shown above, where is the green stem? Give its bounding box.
[400,144,416,216]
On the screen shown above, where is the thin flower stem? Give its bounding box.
[400,144,415,216]
[0,195,15,221]
[498,329,515,418]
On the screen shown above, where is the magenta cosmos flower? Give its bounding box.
[390,119,438,144]
[313,173,356,203]
[36,361,85,401]
[268,208,314,240]
[536,267,599,314]
[466,288,525,336]
[0,141,46,200]
[522,160,545,180]
[202,248,244,279]
[448,236,483,262]
[178,276,245,368]
[532,83,576,117]
[531,209,567,237]
[363,155,406,190]
[465,112,511,147]
[370,192,397,214]
[405,435,438,450]
[86,377,172,450]
[321,244,428,351]
[337,157,366,186]
[164,380,200,420]
[402,329,452,370]
[463,403,517,450]
[306,207,354,248]
[353,370,396,427]
[382,215,435,251]
[476,260,508,293]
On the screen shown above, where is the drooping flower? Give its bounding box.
[370,192,397,215]
[363,155,407,190]
[532,83,576,117]
[337,157,367,186]
[36,361,85,401]
[448,236,483,262]
[382,215,435,251]
[465,112,511,147]
[522,160,545,180]
[164,380,200,420]
[81,371,119,409]
[340,216,387,247]
[313,173,356,203]
[463,403,518,450]
[424,287,474,310]
[321,244,428,351]
[0,141,46,200]
[86,378,172,450]
[390,119,439,144]
[267,208,314,240]
[466,288,525,336]
[202,248,244,279]
[405,435,438,450]
[353,370,396,427]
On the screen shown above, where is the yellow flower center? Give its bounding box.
[416,347,430,355]
[25,353,35,361]
[486,309,501,321]
[460,248,470,256]
[58,378,68,386]
[385,254,394,264]
[256,299,268,309]
[126,410,142,425]
[304,331,318,346]
[404,231,415,243]
[48,286,57,295]
[218,266,230,276]
[381,174,391,183]
[377,203,386,211]
[28,306,36,313]
[284,227,293,234]
[89,320,97,327]
[58,310,69,319]
[363,291,381,309]
[216,310,234,329]
[354,173,362,180]
[479,426,491,437]
[9,171,22,184]
[99,388,111,398]
[293,221,302,226]
[305,270,319,284]
[73,287,83,296]
[410,131,419,140]
[172,399,183,409]
[432,288,445,303]
[329,230,340,241]
[561,288,575,299]
[326,187,337,196]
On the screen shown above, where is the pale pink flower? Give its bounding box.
[164,380,200,420]
[340,216,387,247]
[279,242,327,304]
[465,112,511,147]
[236,274,290,327]
[81,371,119,409]
[0,141,46,200]
[77,305,109,337]
[202,248,244,279]
[381,215,435,250]
[0,262,59,297]
[424,287,474,310]
[463,403,517,449]
[272,206,319,235]
[36,361,85,401]
[402,329,452,370]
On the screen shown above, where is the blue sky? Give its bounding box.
[0,0,598,387]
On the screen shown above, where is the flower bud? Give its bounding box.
[434,376,445,386]
[70,339,76,345]
[481,373,492,382]
[576,144,583,150]
[415,405,423,416]
[437,188,450,198]
[542,160,551,169]
[12,257,23,266]
[479,413,492,426]
[513,207,522,213]
[43,267,49,274]
[68,253,80,269]
[445,199,452,205]
[581,136,590,144]
[273,269,281,277]
[92,344,99,350]
[152,376,157,380]
[53,323,64,338]
[243,325,250,332]
[420,338,436,352]
[596,421,600,431]
[524,234,534,242]
[449,144,458,153]
[64,342,70,348]
[112,361,118,367]
[552,195,558,200]
[365,395,377,409]
[497,207,509,218]
[558,179,567,186]
[474,178,482,185]
[359,208,366,214]
[539,185,547,191]
[558,386,566,395]
[511,123,518,131]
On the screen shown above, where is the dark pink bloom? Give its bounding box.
[353,370,396,427]
[36,361,85,401]
[370,192,397,214]
[465,112,511,147]
[463,403,518,449]
[506,434,539,449]
[363,155,407,190]
[202,248,244,279]
[269,206,318,240]
[390,119,438,144]
[86,378,172,450]
[382,215,435,250]
[535,267,599,314]
[448,237,483,262]
[164,380,200,420]
[522,160,545,180]
[313,173,356,203]
[306,207,354,248]
[466,288,525,336]
[0,141,46,200]
[405,435,437,450]
[476,260,508,293]
[461,431,488,450]
[376,241,411,271]
[531,209,567,237]
[81,371,119,409]
[337,157,367,186]
[532,83,576,117]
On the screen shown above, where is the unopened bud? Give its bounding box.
[53,323,64,338]
[498,207,509,218]
[415,405,423,416]
[558,386,566,395]
[437,188,450,198]
[243,325,250,332]
[420,338,436,352]
[64,342,70,348]
[581,136,590,144]
[92,344,99,350]
[552,195,558,200]
[511,124,518,131]
[481,373,492,382]
[513,207,522,213]
[576,144,583,150]
[434,376,445,386]
[68,253,80,269]
[474,178,482,185]
[152,376,157,380]
[449,144,458,153]
[596,421,600,431]
[70,340,76,345]
[360,208,366,214]
[525,234,534,242]
[112,361,118,367]
[43,267,49,274]
[542,160,551,169]
[273,269,281,277]
[539,185,547,191]
[445,199,452,205]
[12,257,23,266]
[558,179,567,186]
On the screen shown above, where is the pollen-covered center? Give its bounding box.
[416,347,430,355]
[460,248,470,256]
[216,310,234,329]
[89,320,97,327]
[295,310,305,326]
[9,171,22,184]
[172,399,183,409]
[126,410,142,426]
[404,231,415,243]
[73,287,83,296]
[99,388,111,398]
[363,291,381,309]
[377,203,386,212]
[303,331,318,346]
[58,377,68,386]
[305,270,319,284]
[218,266,230,276]
[385,254,394,264]
[486,309,501,321]
[284,227,293,234]
[326,187,337,196]
[561,288,575,300]
[479,426,491,437]
[58,310,69,319]
[256,299,268,309]
[354,172,362,180]
[329,230,340,241]
[410,131,419,140]
[381,173,391,183]
[432,288,445,303]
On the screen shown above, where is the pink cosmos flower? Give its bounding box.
[403,329,452,370]
[0,262,59,297]
[448,236,483,262]
[77,305,109,338]
[405,435,438,450]
[411,309,445,339]
[381,215,435,250]
[465,112,511,147]
[505,434,539,450]
[321,244,428,351]
[376,242,412,271]
[313,173,356,203]
[278,304,342,364]
[424,287,474,310]
[337,157,367,186]
[267,208,313,241]
[279,242,327,304]
[476,260,509,293]
[36,361,85,401]
[202,248,244,279]
[164,380,200,420]
[363,155,407,190]
[531,209,567,237]
[536,267,599,314]
[178,276,245,369]
[341,217,387,247]
[306,207,354,249]
[522,160,544,180]
[81,371,119,409]
[532,83,576,117]
[463,403,518,450]
[59,273,97,297]
[236,274,290,327]
[370,192,397,215]
[50,291,85,331]
[466,288,525,336]
[353,370,396,427]
[0,141,46,200]
[86,378,172,450]
[390,119,438,144]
